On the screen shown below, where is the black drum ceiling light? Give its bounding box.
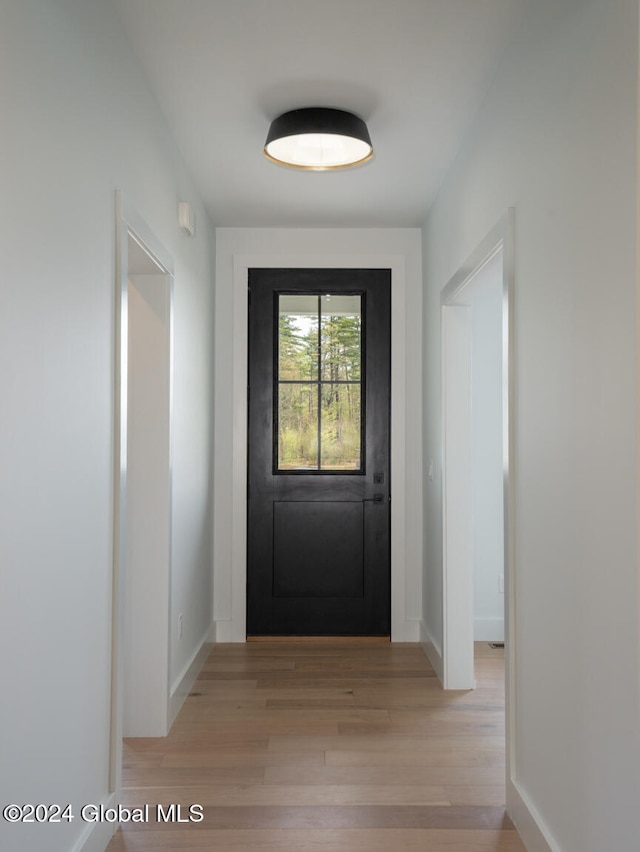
[264,107,373,171]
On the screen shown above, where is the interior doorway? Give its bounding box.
[110,198,174,794]
[439,211,515,774]
[443,251,505,683]
[123,234,172,735]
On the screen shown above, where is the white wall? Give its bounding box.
[0,3,215,851]
[124,274,171,737]
[468,257,504,642]
[213,228,423,642]
[422,1,640,850]
[441,302,474,686]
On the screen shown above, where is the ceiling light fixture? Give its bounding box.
[264,107,373,171]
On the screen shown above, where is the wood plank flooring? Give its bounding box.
[106,641,525,851]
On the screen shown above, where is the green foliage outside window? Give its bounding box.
[278,296,362,471]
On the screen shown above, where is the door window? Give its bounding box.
[276,293,363,472]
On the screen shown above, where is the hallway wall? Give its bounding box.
[422,0,640,849]
[468,256,505,642]
[0,3,215,851]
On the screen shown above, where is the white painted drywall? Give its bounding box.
[422,1,640,849]
[468,258,504,642]
[442,304,475,687]
[124,274,171,737]
[213,228,423,642]
[0,3,215,851]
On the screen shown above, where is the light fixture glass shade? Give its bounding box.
[264,108,373,170]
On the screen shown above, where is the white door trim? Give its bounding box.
[440,209,517,781]
[217,250,418,642]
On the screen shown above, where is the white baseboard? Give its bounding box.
[419,620,444,684]
[71,793,117,852]
[474,617,504,642]
[169,628,214,727]
[508,777,561,852]
[214,619,421,643]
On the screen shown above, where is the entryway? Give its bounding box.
[247,268,391,636]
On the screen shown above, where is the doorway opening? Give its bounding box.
[110,198,174,794]
[440,210,516,776]
[218,245,419,643]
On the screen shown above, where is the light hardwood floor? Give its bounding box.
[106,641,525,851]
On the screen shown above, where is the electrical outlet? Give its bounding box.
[178,613,183,639]
[499,575,504,595]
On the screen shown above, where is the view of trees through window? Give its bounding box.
[277,294,362,471]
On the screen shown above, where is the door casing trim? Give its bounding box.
[110,192,175,793]
[215,249,419,642]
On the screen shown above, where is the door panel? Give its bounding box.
[273,501,364,598]
[247,268,391,636]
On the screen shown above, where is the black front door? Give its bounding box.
[247,268,391,636]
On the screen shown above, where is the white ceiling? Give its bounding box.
[115,0,528,228]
